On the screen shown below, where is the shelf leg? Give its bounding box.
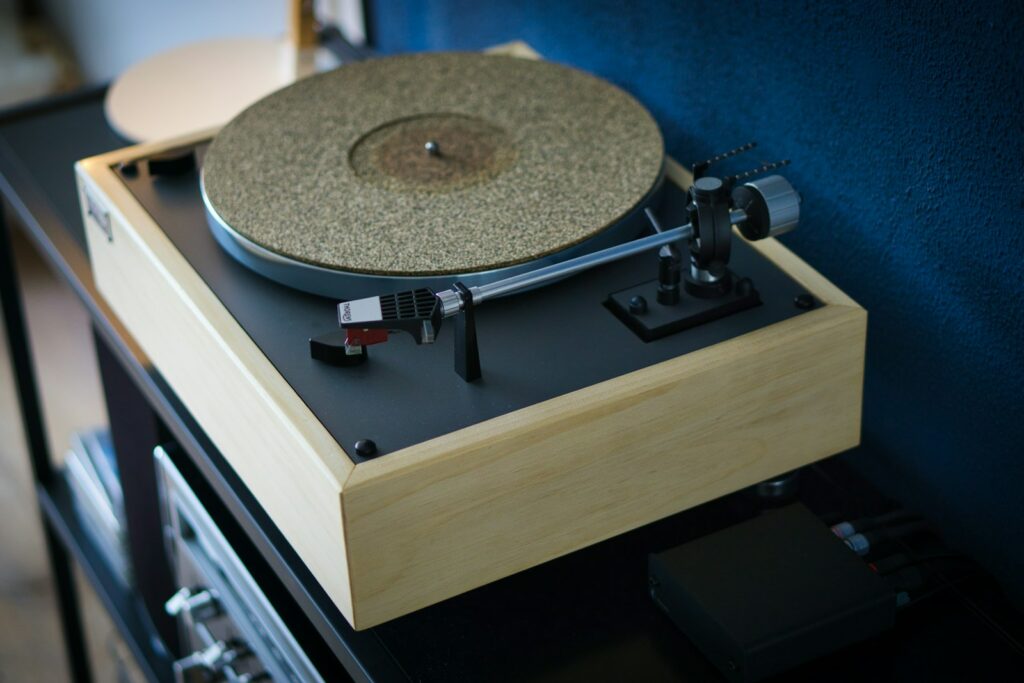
[93,329,182,655]
[0,203,94,682]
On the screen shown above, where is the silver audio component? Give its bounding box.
[156,446,323,683]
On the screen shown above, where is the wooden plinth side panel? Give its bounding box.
[76,153,356,622]
[343,302,866,628]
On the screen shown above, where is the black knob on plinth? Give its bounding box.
[354,439,378,458]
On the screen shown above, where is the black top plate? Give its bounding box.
[120,148,812,462]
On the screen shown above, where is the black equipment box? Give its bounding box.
[648,503,896,682]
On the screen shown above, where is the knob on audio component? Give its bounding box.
[172,640,230,683]
[165,586,220,622]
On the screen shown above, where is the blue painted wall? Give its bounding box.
[369,1,1024,602]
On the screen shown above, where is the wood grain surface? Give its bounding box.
[78,132,356,622]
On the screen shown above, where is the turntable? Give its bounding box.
[75,44,865,629]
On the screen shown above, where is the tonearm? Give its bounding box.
[311,143,801,381]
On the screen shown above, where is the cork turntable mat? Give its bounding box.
[201,52,664,276]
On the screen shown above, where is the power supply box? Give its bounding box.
[649,503,895,681]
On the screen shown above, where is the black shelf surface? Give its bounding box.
[3,86,1023,683]
[38,477,174,683]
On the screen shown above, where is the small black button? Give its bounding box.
[354,439,378,458]
[794,294,816,310]
[628,295,648,315]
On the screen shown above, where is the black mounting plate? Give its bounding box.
[606,274,762,342]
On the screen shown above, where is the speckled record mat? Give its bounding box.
[200,52,665,298]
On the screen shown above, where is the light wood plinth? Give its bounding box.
[76,57,865,631]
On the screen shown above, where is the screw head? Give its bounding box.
[628,295,648,314]
[354,439,378,458]
[794,293,815,310]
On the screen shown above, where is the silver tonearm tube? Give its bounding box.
[435,209,747,316]
[323,173,802,384]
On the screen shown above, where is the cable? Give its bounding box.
[884,566,927,594]
[868,553,912,575]
[831,509,921,539]
[844,521,929,556]
[869,552,969,576]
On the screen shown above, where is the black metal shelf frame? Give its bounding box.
[0,192,96,682]
[38,478,175,683]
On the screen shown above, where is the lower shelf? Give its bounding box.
[38,477,174,683]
